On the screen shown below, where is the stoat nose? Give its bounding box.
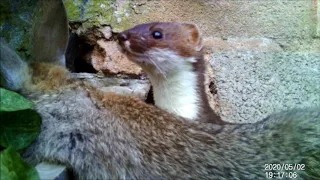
[117,32,128,42]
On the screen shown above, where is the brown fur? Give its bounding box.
[23,79,320,179]
[118,22,202,58]
[27,62,72,92]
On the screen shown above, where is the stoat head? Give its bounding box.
[117,22,203,75]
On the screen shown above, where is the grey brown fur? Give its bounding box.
[22,85,319,179]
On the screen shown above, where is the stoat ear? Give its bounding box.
[181,23,203,51]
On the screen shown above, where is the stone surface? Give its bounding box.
[0,0,68,65]
[70,73,150,100]
[0,0,39,60]
[203,50,220,115]
[63,0,132,33]
[62,0,141,76]
[203,37,283,53]
[203,37,283,115]
[62,0,319,77]
[126,0,318,51]
[36,162,70,180]
[211,51,320,123]
[91,40,142,76]
[63,0,318,43]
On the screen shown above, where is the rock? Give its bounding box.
[211,51,320,123]
[100,26,113,39]
[202,37,283,117]
[203,50,221,116]
[203,37,282,53]
[65,33,97,73]
[70,73,150,101]
[0,0,68,65]
[63,0,141,76]
[63,0,132,33]
[0,0,39,60]
[91,40,142,76]
[36,162,70,180]
[63,0,319,78]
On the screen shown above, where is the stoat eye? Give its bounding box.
[152,31,162,39]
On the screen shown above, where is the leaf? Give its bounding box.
[0,109,41,150]
[0,88,33,112]
[0,147,40,180]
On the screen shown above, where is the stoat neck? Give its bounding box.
[145,63,201,121]
[142,53,224,124]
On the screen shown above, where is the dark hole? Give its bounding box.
[145,86,155,105]
[65,33,97,73]
[209,81,218,95]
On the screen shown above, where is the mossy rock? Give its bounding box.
[63,0,132,33]
[0,0,38,60]
[0,0,68,64]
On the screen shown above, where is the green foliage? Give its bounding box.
[0,88,41,179]
[0,147,40,180]
[0,109,41,151]
[0,88,33,112]
[0,88,41,151]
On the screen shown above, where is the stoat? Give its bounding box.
[1,23,319,180]
[117,22,224,124]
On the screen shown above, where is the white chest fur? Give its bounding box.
[144,49,201,120]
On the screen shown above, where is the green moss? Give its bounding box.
[110,1,132,32]
[112,17,132,33]
[63,0,131,32]
[63,0,82,21]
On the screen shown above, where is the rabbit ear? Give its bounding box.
[32,0,69,65]
[0,39,31,91]
[181,23,203,51]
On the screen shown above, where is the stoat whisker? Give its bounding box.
[146,53,167,79]
[125,45,167,79]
